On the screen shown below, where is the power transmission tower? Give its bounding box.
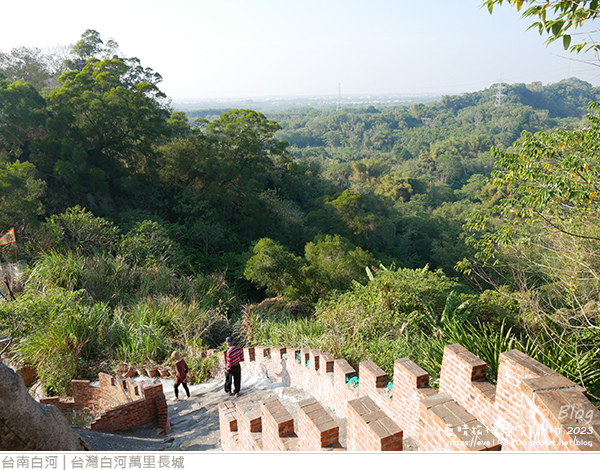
[337,83,341,111]
[493,83,506,107]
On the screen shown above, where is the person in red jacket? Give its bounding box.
[171,350,190,399]
[224,337,244,396]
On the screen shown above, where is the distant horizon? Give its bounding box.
[172,90,442,103]
[170,75,591,107]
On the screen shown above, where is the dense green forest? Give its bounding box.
[1,30,598,403]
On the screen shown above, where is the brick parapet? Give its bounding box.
[320,351,335,373]
[254,346,270,363]
[269,347,286,361]
[245,347,256,363]
[517,376,600,451]
[358,360,388,396]
[236,397,263,451]
[218,401,238,452]
[347,395,403,451]
[391,358,437,438]
[71,380,92,405]
[495,349,560,448]
[39,396,80,415]
[260,395,297,451]
[98,373,114,389]
[39,374,169,434]
[439,344,497,431]
[308,349,320,372]
[418,392,501,451]
[233,343,599,452]
[297,398,341,451]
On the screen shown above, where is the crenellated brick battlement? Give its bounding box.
[40,373,170,435]
[218,343,600,452]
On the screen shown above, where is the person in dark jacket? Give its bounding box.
[171,350,190,399]
[224,337,244,396]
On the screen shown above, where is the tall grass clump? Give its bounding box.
[11,298,112,396]
[0,288,87,338]
[1,245,240,395]
[180,342,222,385]
[26,251,86,292]
[111,295,231,368]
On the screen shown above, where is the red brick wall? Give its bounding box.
[40,374,169,435]
[439,344,498,431]
[347,396,403,451]
[218,401,239,451]
[297,399,341,451]
[418,392,501,451]
[510,368,600,450]
[391,358,437,438]
[228,342,600,452]
[235,399,263,451]
[260,395,297,451]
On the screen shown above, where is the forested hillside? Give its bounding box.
[1,30,598,403]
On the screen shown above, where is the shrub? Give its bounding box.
[44,206,119,254]
[118,220,181,268]
[313,265,464,344]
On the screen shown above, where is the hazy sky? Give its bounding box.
[3,0,600,101]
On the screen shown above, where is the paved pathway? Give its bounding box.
[74,374,320,452]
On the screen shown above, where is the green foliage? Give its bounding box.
[0,78,48,158]
[242,311,328,351]
[44,205,119,253]
[37,352,79,397]
[0,160,46,230]
[26,249,224,307]
[313,265,464,347]
[303,234,376,298]
[244,238,304,297]
[184,349,221,385]
[419,290,471,337]
[118,220,181,268]
[69,29,119,62]
[0,288,87,339]
[205,109,287,163]
[244,234,376,303]
[44,53,170,202]
[113,302,170,365]
[484,0,600,53]
[10,293,110,395]
[26,251,132,304]
[462,103,600,331]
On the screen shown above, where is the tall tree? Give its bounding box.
[46,57,170,183]
[461,102,600,331]
[0,47,57,91]
[204,109,288,170]
[0,78,47,160]
[67,29,121,71]
[0,160,46,231]
[244,238,305,297]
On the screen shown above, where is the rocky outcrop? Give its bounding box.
[0,363,88,451]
